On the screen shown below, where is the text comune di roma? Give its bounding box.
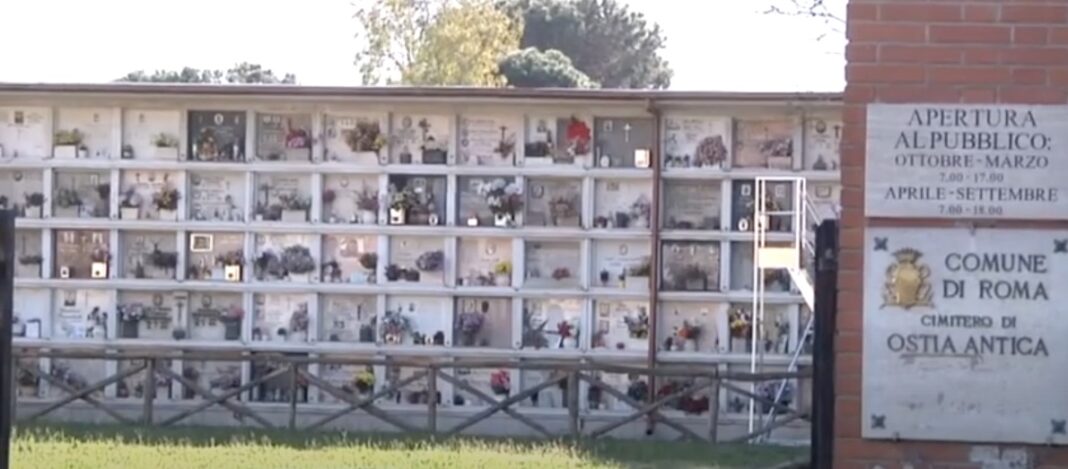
[888,251,1053,358]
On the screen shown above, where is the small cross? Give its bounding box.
[1053,419,1066,435]
[874,237,889,251]
[623,123,632,143]
[1055,239,1067,253]
[871,414,886,429]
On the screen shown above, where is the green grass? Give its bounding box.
[11,423,805,469]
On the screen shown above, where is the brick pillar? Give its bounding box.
[841,1,1068,468]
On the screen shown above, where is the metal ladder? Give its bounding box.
[748,176,826,440]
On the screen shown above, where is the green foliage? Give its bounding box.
[499,0,672,89]
[353,0,436,85]
[118,63,296,84]
[405,0,521,86]
[498,47,597,88]
[354,0,520,86]
[11,423,805,469]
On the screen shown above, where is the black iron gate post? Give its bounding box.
[0,209,15,469]
[811,219,838,469]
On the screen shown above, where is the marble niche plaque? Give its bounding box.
[322,174,379,224]
[525,178,582,227]
[663,180,722,230]
[13,288,49,339]
[189,172,245,222]
[0,107,50,159]
[457,238,512,287]
[661,242,721,292]
[252,293,313,343]
[803,116,841,171]
[730,179,794,233]
[121,231,178,280]
[0,170,44,213]
[188,110,247,162]
[116,291,181,340]
[453,297,512,348]
[53,171,110,218]
[662,115,731,169]
[320,295,377,343]
[520,298,584,351]
[122,109,182,160]
[593,179,652,229]
[52,289,111,340]
[592,301,650,352]
[55,107,116,159]
[54,230,108,279]
[390,114,451,165]
[593,117,654,168]
[658,303,726,353]
[591,241,651,290]
[384,296,451,346]
[324,113,387,164]
[322,235,377,284]
[186,232,244,282]
[523,114,592,167]
[189,292,244,341]
[256,112,312,162]
[458,114,520,166]
[733,119,795,169]
[119,170,183,220]
[388,237,446,285]
[524,241,581,289]
[14,230,42,279]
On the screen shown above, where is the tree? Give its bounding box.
[764,0,844,41]
[499,0,672,89]
[353,0,519,86]
[404,0,521,86]
[353,0,436,85]
[498,48,597,88]
[117,63,296,84]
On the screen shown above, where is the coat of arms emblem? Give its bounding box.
[882,248,933,310]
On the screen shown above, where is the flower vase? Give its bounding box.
[494,273,511,287]
[54,206,80,218]
[493,213,512,227]
[563,337,579,349]
[685,339,698,352]
[281,210,306,223]
[23,206,41,218]
[53,145,77,159]
[157,209,177,221]
[359,210,378,225]
[289,272,311,283]
[211,267,226,280]
[120,207,139,220]
[224,265,242,282]
[389,207,406,225]
[153,147,180,160]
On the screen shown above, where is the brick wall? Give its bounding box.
[840,1,1068,468]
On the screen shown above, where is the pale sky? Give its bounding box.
[0,0,846,92]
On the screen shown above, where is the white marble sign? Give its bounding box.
[866,104,1068,219]
[863,227,1068,444]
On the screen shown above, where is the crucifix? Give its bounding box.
[623,123,632,142]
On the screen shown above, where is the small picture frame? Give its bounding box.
[190,233,214,252]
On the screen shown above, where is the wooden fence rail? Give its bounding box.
[12,346,811,443]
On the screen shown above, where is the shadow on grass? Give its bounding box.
[15,422,805,468]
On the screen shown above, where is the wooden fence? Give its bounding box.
[12,344,810,443]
